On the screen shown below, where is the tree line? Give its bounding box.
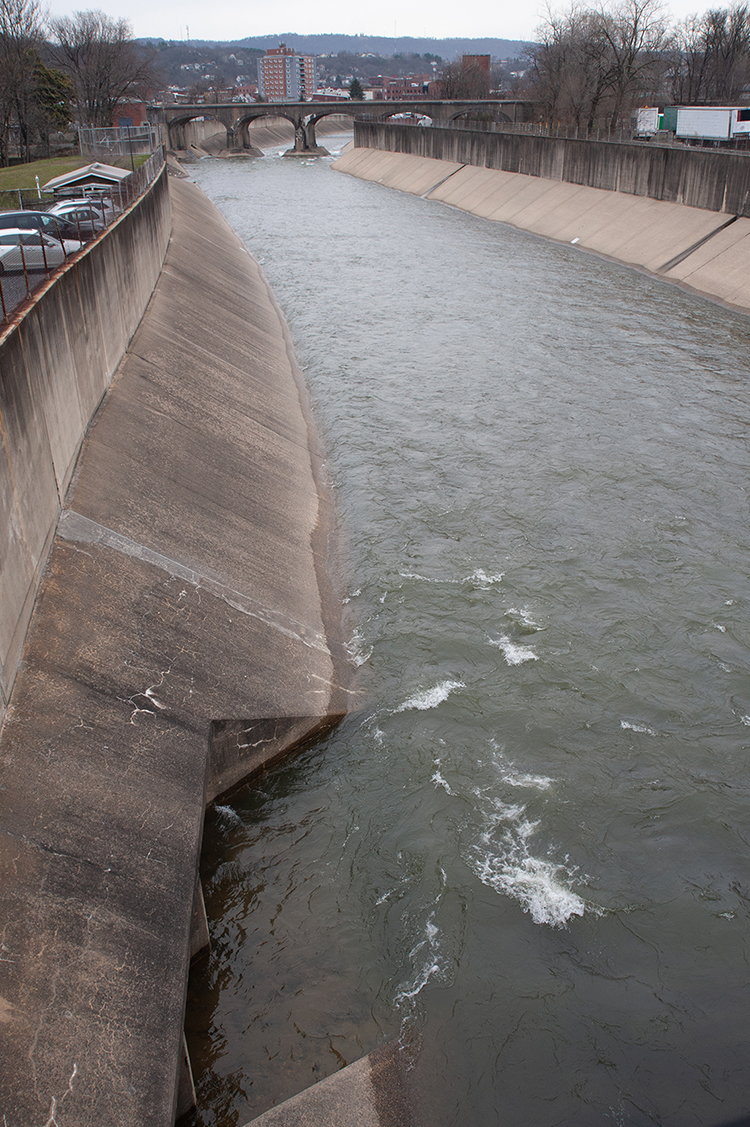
[527,0,750,130]
[0,0,159,165]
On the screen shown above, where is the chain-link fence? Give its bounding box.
[79,124,159,161]
[0,147,165,326]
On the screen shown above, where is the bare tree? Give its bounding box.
[48,10,159,126]
[529,0,668,130]
[528,5,611,129]
[669,5,750,102]
[0,0,43,163]
[438,56,491,98]
[592,0,669,128]
[668,13,712,102]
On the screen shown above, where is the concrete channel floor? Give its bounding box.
[0,176,350,1126]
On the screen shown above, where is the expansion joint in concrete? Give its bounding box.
[57,509,330,654]
[422,164,466,198]
[658,215,739,273]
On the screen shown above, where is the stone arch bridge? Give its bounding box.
[149,99,537,154]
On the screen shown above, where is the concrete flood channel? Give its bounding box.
[0,162,349,1126]
[2,123,750,1127]
[183,136,750,1127]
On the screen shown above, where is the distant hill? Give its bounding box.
[137,34,534,91]
[235,34,530,60]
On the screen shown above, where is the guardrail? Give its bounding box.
[0,146,165,326]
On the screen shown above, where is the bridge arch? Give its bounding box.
[236,110,300,150]
[167,112,234,151]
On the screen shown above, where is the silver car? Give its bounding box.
[46,201,107,237]
[0,228,83,274]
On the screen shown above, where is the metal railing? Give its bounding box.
[408,116,750,149]
[0,146,165,326]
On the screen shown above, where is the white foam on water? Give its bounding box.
[397,960,442,1003]
[214,804,242,828]
[741,715,750,727]
[620,720,657,736]
[345,628,372,667]
[489,635,539,665]
[487,739,554,793]
[399,570,458,585]
[396,679,464,713]
[431,761,455,795]
[467,794,586,928]
[397,568,504,590]
[464,568,504,589]
[395,912,446,1005]
[507,606,542,630]
[502,768,554,791]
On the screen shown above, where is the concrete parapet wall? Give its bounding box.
[0,168,171,727]
[335,137,750,315]
[354,121,750,216]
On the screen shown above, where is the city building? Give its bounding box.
[462,54,491,74]
[368,75,431,100]
[258,44,317,102]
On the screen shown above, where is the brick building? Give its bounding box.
[369,75,431,100]
[258,44,317,102]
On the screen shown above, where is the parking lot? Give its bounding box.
[0,149,164,325]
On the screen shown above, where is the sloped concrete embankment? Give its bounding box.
[333,131,750,314]
[0,174,350,1126]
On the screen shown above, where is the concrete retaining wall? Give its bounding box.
[0,173,348,1127]
[354,120,750,215]
[336,130,750,314]
[0,167,171,728]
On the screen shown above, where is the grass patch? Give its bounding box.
[0,156,88,191]
[0,153,149,192]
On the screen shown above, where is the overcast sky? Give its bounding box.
[45,0,715,48]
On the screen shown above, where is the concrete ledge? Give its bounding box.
[0,177,349,1126]
[332,146,750,316]
[244,1042,414,1127]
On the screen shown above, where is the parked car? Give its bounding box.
[0,209,78,241]
[50,195,115,221]
[46,201,107,237]
[0,228,83,274]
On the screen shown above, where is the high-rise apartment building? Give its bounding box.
[258,44,317,101]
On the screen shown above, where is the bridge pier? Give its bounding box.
[282,115,329,157]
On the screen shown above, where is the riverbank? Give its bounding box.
[0,174,349,1126]
[332,143,750,315]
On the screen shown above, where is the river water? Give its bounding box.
[185,136,750,1127]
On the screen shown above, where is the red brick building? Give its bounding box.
[259,44,317,101]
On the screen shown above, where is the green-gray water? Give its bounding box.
[185,137,750,1127]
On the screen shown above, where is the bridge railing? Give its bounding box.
[0,147,165,327]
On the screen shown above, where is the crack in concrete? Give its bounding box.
[35,841,114,874]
